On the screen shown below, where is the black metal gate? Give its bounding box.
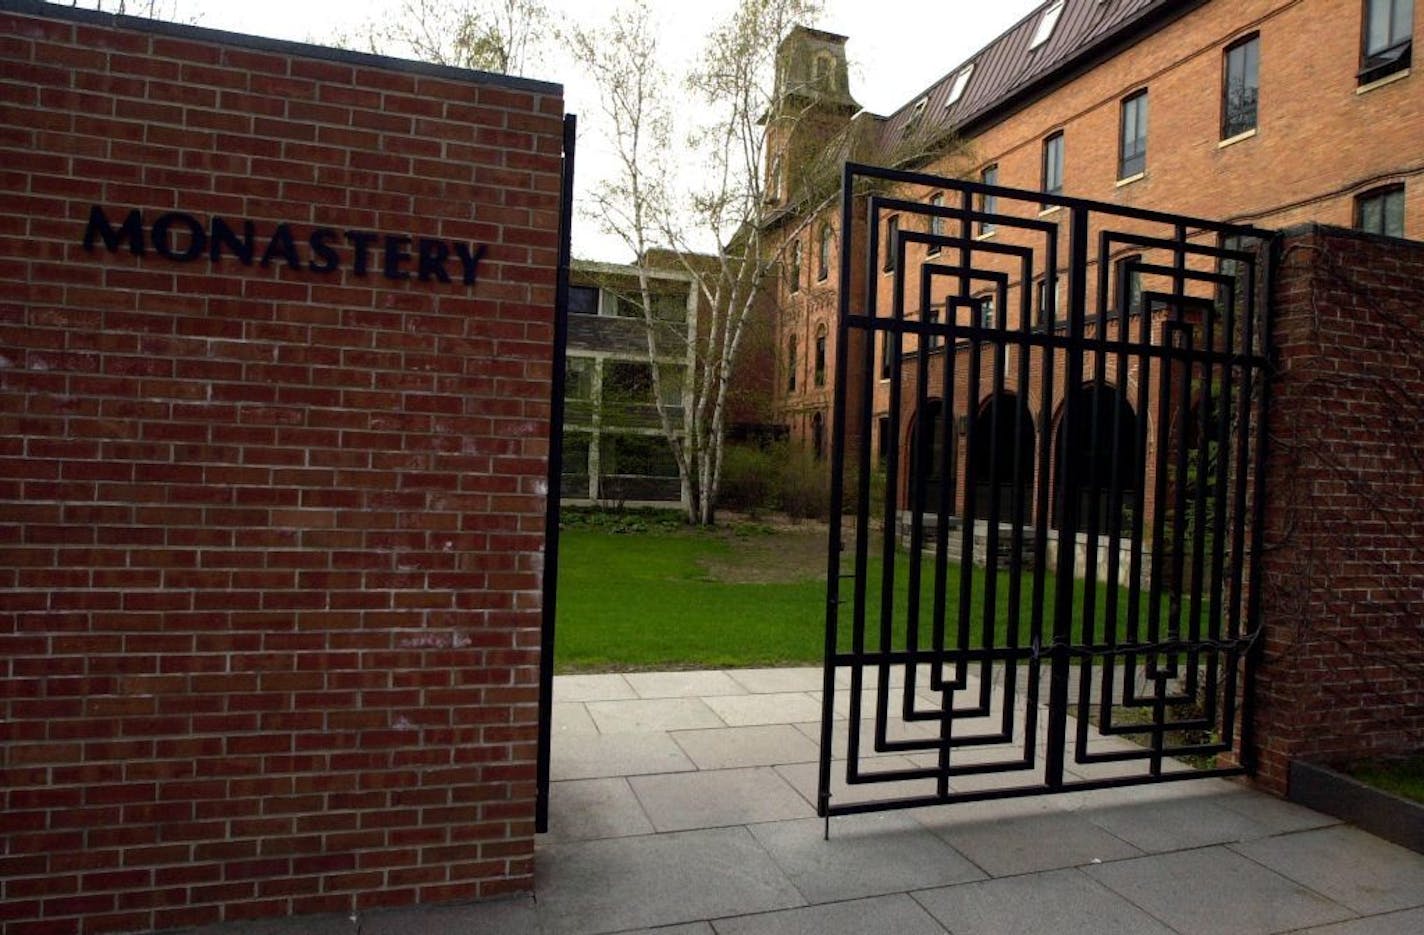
[817,163,1273,817]
[536,112,577,834]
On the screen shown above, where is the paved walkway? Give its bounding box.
[194,668,1424,935]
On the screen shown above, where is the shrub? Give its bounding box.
[718,443,779,515]
[777,444,830,520]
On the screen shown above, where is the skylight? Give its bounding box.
[945,64,975,107]
[1030,0,1066,50]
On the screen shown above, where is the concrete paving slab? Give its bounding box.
[586,697,726,733]
[775,756,937,809]
[1084,845,1355,934]
[670,724,820,770]
[1231,825,1424,915]
[711,893,949,935]
[618,925,715,935]
[551,731,697,781]
[748,812,984,903]
[361,894,538,935]
[725,667,826,694]
[1209,787,1340,834]
[533,826,804,934]
[1294,906,1424,934]
[552,701,598,735]
[1075,791,1283,852]
[540,777,655,844]
[914,794,1143,876]
[703,692,824,727]
[912,867,1176,935]
[626,670,749,699]
[630,766,814,832]
[553,673,637,702]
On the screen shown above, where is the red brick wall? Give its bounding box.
[1253,224,1424,793]
[0,4,564,933]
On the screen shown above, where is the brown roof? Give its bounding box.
[872,0,1203,156]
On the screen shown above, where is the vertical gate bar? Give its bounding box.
[821,163,858,817]
[1046,206,1089,789]
[850,195,887,780]
[1203,241,1241,727]
[902,255,934,725]
[954,298,984,728]
[1097,236,1130,735]
[1238,235,1275,773]
[1073,236,1109,761]
[535,112,577,835]
[1187,288,1217,700]
[1028,233,1058,766]
[933,270,960,697]
[874,230,910,753]
[1001,274,1026,743]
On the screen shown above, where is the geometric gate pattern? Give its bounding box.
[818,162,1274,817]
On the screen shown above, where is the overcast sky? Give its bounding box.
[68,0,1044,260]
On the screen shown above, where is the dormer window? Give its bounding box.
[904,97,929,138]
[1030,1,1066,50]
[946,64,974,107]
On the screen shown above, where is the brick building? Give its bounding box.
[765,0,1422,528]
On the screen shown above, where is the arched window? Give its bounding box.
[811,411,825,460]
[817,224,832,281]
[787,334,798,393]
[788,239,801,293]
[814,324,827,387]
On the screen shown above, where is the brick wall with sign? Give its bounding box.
[1252,224,1424,794]
[0,3,564,932]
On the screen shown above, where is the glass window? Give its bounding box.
[1120,90,1148,179]
[1030,0,1066,50]
[1357,185,1406,237]
[884,216,899,272]
[928,193,945,254]
[814,325,827,387]
[788,238,801,293]
[569,284,599,316]
[1362,0,1414,83]
[1222,34,1260,139]
[880,332,892,379]
[978,294,996,329]
[818,223,832,280]
[980,164,998,234]
[877,415,890,465]
[1041,132,1064,207]
[812,412,825,460]
[946,64,974,106]
[787,334,798,392]
[928,306,942,349]
[1114,254,1144,316]
[565,358,593,401]
[904,97,928,138]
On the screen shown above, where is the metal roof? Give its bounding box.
[872,0,1195,156]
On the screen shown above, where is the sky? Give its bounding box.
[67,0,1045,260]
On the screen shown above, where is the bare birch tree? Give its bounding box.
[341,0,547,76]
[571,0,823,525]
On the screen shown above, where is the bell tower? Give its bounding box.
[764,26,860,207]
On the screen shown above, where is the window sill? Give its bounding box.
[1218,128,1257,148]
[1357,68,1410,94]
[1115,171,1146,188]
[975,230,997,241]
[1038,205,1062,217]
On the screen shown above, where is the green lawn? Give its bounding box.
[554,520,1177,672]
[1344,754,1424,804]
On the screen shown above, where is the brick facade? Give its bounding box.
[0,4,565,932]
[768,0,1424,453]
[1253,224,1424,793]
